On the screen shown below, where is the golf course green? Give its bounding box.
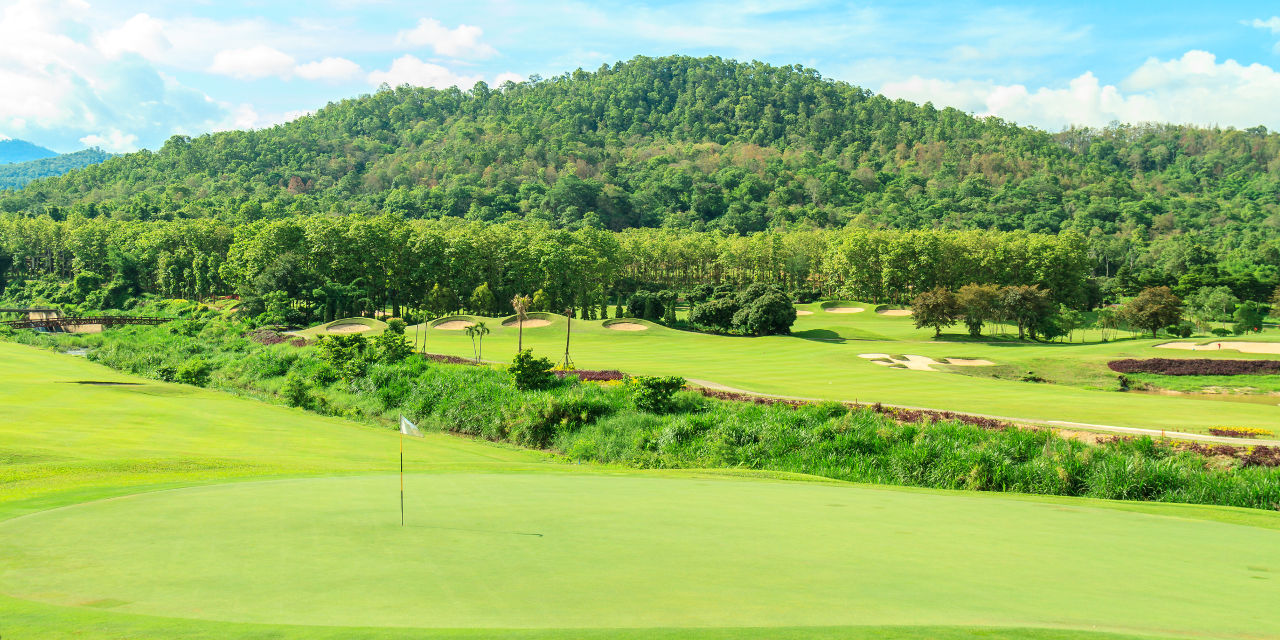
[3,340,1280,638]
[395,302,1280,436]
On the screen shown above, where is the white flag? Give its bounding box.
[399,415,423,437]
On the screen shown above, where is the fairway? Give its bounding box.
[4,342,1280,639]
[4,473,1280,636]
[399,304,1280,436]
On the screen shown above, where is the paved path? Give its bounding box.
[685,379,1276,447]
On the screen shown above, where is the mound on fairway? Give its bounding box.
[2,473,1277,638]
[604,321,647,331]
[501,313,556,328]
[431,316,476,331]
[1158,341,1280,355]
[327,322,373,334]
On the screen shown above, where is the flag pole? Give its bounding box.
[400,426,405,527]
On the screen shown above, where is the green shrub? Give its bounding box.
[175,358,212,386]
[282,372,311,408]
[631,375,686,413]
[509,349,555,391]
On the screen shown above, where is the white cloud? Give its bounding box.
[1247,17,1280,34]
[79,129,138,152]
[295,57,363,82]
[368,55,484,89]
[879,51,1280,130]
[96,13,171,60]
[395,18,497,59]
[208,45,297,80]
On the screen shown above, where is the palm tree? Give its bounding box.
[511,294,532,352]
[464,322,489,363]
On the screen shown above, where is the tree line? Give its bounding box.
[0,215,1097,323]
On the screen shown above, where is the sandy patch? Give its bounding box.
[327,323,372,334]
[945,358,995,366]
[795,310,814,316]
[824,307,865,314]
[433,320,475,330]
[1157,341,1280,355]
[858,353,993,372]
[503,318,552,328]
[876,309,912,316]
[606,322,648,331]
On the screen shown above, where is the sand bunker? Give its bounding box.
[1157,341,1280,355]
[327,323,372,334]
[876,309,912,316]
[859,353,993,372]
[606,322,648,331]
[503,318,552,328]
[433,320,475,330]
[824,307,865,314]
[795,310,814,316]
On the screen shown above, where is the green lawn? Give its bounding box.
[400,303,1280,435]
[3,341,1280,639]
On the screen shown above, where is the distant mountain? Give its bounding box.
[0,148,114,190]
[0,139,58,164]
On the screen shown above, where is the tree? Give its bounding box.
[1270,285,1280,318]
[731,291,796,335]
[385,317,407,335]
[1233,301,1266,335]
[531,288,550,312]
[999,285,1055,340]
[1095,307,1120,342]
[911,287,959,337]
[469,283,496,315]
[465,321,490,363]
[426,283,457,318]
[1119,286,1183,338]
[1185,286,1238,331]
[955,283,999,337]
[511,293,532,352]
[373,330,414,363]
[688,297,740,332]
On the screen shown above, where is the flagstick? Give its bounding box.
[400,429,405,527]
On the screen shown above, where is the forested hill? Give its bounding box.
[0,148,113,190]
[2,55,1279,273]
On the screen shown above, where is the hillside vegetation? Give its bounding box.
[1,55,1278,290]
[0,148,113,190]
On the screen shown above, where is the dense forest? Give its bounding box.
[0,148,113,190]
[1,55,1278,310]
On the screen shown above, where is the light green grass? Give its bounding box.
[404,303,1280,435]
[4,341,1280,639]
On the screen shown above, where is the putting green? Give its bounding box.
[2,473,1277,636]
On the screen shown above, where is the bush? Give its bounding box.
[732,292,796,335]
[509,349,555,391]
[688,297,740,332]
[632,375,686,413]
[282,371,311,407]
[175,358,212,386]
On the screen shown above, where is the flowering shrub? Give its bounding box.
[1208,427,1274,439]
[1108,358,1280,376]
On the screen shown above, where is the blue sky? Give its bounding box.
[3,0,1280,152]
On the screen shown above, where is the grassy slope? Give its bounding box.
[406,305,1280,435]
[3,341,1280,639]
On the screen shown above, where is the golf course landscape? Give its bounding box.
[333,302,1280,439]
[3,340,1280,639]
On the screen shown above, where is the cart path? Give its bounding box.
[685,379,1276,447]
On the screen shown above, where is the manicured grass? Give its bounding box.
[4,342,1280,639]
[405,304,1280,435]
